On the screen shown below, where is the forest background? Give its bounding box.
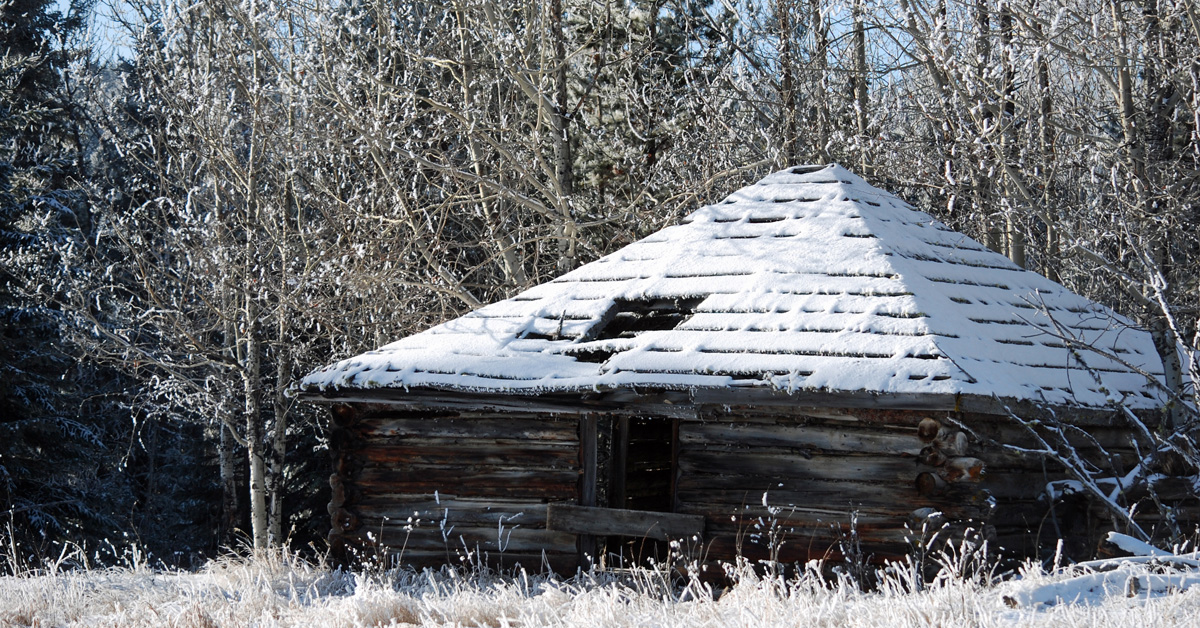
[1,0,1198,570]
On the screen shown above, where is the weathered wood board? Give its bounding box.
[547,504,705,541]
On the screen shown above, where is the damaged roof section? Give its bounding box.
[300,164,1167,410]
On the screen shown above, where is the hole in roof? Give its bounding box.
[877,311,926,319]
[843,232,877,239]
[931,375,951,381]
[949,297,971,304]
[773,197,821,203]
[969,318,1026,325]
[571,348,616,364]
[927,277,1010,290]
[748,216,787,223]
[585,297,704,342]
[790,165,829,175]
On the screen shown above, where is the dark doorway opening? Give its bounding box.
[604,416,678,566]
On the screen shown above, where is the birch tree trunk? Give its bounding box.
[242,314,268,550]
[777,0,798,166]
[853,0,869,173]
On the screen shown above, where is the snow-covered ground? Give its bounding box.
[4,537,1200,627]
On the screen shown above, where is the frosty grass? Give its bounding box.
[5,541,1200,628]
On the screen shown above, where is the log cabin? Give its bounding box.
[299,164,1176,573]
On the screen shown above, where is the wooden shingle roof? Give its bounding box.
[301,165,1166,410]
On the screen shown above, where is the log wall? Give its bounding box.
[328,404,581,572]
[675,405,1151,566]
[326,398,1174,573]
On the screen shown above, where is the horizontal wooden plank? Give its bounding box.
[691,503,906,528]
[356,436,578,451]
[676,482,909,506]
[359,524,578,553]
[546,504,705,541]
[359,417,580,441]
[355,468,578,499]
[358,444,578,469]
[355,503,550,528]
[677,450,919,483]
[677,489,990,521]
[354,493,552,508]
[681,422,922,456]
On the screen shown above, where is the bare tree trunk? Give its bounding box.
[268,332,289,546]
[810,0,829,162]
[552,0,573,198]
[778,0,798,165]
[1138,0,1186,429]
[242,312,268,551]
[1032,4,1059,280]
[552,0,577,272]
[853,0,869,173]
[999,4,1025,268]
[219,417,241,544]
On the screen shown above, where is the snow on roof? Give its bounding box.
[301,164,1166,410]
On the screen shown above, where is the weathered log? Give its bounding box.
[355,524,578,553]
[360,417,579,441]
[917,417,941,442]
[915,471,946,496]
[331,506,359,533]
[331,404,359,427]
[940,457,985,483]
[936,431,970,456]
[355,503,549,527]
[358,444,577,469]
[681,421,920,455]
[355,468,578,499]
[918,446,948,467]
[678,450,918,483]
[330,474,346,509]
[547,504,705,541]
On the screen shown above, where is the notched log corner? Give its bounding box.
[918,417,941,442]
[331,404,359,428]
[330,506,359,532]
[940,457,984,483]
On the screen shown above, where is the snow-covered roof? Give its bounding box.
[301,164,1166,410]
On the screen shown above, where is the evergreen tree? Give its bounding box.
[0,0,136,570]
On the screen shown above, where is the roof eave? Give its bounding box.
[298,383,1155,426]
